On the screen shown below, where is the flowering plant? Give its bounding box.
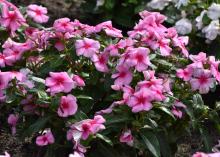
[0,1,220,157]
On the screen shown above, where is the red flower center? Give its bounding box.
[61,22,68,27]
[136,54,143,62]
[42,136,48,142]
[199,75,208,84]
[84,43,91,49]
[8,12,17,21]
[119,71,126,78]
[35,9,42,16]
[99,56,105,64]
[82,124,90,132]
[137,96,146,104]
[61,101,69,109]
[55,76,65,84]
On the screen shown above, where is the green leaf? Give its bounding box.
[37,90,49,100]
[156,59,173,67]
[157,106,175,119]
[105,116,133,125]
[96,133,113,146]
[74,111,89,121]
[193,94,204,106]
[23,116,50,137]
[157,132,172,157]
[199,126,212,151]
[105,0,115,9]
[140,130,161,157]
[31,76,45,84]
[76,95,93,100]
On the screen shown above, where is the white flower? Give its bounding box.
[96,0,105,7]
[202,20,220,40]
[175,0,189,9]
[195,10,207,29]
[147,0,171,10]
[175,18,192,35]
[207,3,220,20]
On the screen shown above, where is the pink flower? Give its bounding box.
[128,47,151,72]
[137,78,163,90]
[69,115,105,140]
[192,152,208,157]
[112,65,133,86]
[176,67,193,81]
[72,75,85,87]
[92,52,109,73]
[0,3,26,36]
[53,18,75,33]
[119,130,134,146]
[27,4,49,23]
[193,152,220,157]
[36,130,55,146]
[158,39,172,56]
[57,94,78,117]
[0,71,12,90]
[45,72,76,95]
[69,152,84,157]
[55,41,65,51]
[172,36,189,57]
[189,52,207,68]
[190,69,215,94]
[172,108,183,118]
[0,152,10,157]
[7,114,19,135]
[127,89,153,112]
[95,21,123,38]
[0,54,6,67]
[172,101,186,118]
[2,38,33,65]
[75,38,100,58]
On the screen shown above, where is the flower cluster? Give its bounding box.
[0,1,220,157]
[177,52,220,94]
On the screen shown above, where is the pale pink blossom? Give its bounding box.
[176,67,193,81]
[36,130,55,146]
[120,129,134,146]
[192,152,208,157]
[55,41,65,51]
[75,38,100,58]
[69,115,105,140]
[92,52,109,72]
[112,65,132,86]
[45,72,75,95]
[172,101,186,118]
[0,3,26,36]
[172,108,183,118]
[0,152,10,157]
[72,75,85,87]
[127,89,153,112]
[95,21,123,38]
[27,4,49,23]
[157,39,172,56]
[189,52,207,68]
[2,38,33,65]
[0,71,12,90]
[137,78,163,90]
[57,94,78,117]
[172,36,189,57]
[190,69,215,94]
[53,18,75,33]
[7,114,19,135]
[0,54,6,67]
[127,47,151,72]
